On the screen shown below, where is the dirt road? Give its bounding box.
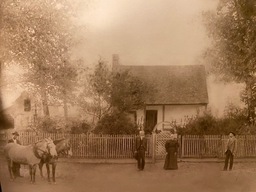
[1,160,256,192]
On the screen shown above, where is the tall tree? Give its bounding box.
[85,60,112,122]
[79,60,152,125]
[111,70,151,112]
[204,0,256,124]
[0,0,83,117]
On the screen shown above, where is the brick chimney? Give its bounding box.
[112,54,119,71]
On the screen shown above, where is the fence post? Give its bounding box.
[152,133,156,163]
[220,135,226,159]
[181,135,185,158]
[244,135,247,157]
[217,135,221,159]
[105,136,108,159]
[179,135,182,158]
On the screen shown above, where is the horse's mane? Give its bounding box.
[34,139,47,145]
[53,138,68,145]
[34,138,53,146]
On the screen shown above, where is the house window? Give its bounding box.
[24,99,31,111]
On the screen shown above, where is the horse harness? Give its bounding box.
[33,141,53,159]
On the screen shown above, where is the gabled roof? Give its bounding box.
[117,65,208,105]
[2,91,30,112]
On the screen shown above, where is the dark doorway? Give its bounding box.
[145,110,157,133]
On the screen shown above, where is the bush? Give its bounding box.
[176,105,256,135]
[68,119,91,134]
[34,117,91,133]
[176,111,218,135]
[34,117,61,133]
[219,103,251,135]
[93,112,137,134]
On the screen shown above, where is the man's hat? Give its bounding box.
[12,131,19,136]
[229,132,236,136]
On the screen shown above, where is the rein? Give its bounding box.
[33,142,50,159]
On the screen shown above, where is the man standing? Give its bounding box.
[223,132,237,171]
[8,131,21,144]
[135,130,147,171]
[8,131,22,177]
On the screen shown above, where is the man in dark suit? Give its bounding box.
[223,132,237,171]
[135,130,147,171]
[8,131,22,177]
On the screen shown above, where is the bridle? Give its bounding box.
[34,141,53,159]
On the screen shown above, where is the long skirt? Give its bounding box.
[164,152,178,170]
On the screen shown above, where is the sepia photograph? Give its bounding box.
[0,0,256,191]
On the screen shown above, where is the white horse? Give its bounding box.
[4,138,58,183]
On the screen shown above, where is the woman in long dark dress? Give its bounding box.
[164,134,179,170]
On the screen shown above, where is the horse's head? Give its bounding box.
[46,138,58,158]
[35,138,58,159]
[54,138,72,157]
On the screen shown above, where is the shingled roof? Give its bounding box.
[117,65,208,105]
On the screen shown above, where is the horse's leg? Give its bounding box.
[52,162,57,184]
[32,165,37,183]
[46,163,51,183]
[8,160,14,181]
[12,162,17,178]
[29,165,33,183]
[38,160,44,179]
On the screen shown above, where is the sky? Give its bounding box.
[74,0,243,116]
[74,0,218,65]
[2,0,244,116]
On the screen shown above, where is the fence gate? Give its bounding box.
[154,132,181,160]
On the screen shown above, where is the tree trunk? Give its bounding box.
[97,95,102,121]
[38,62,50,117]
[246,79,255,125]
[41,88,50,117]
[0,61,2,110]
[63,98,68,119]
[63,89,68,130]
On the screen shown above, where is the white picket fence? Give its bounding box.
[1,131,256,160]
[0,131,153,159]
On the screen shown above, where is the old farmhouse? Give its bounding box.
[1,91,82,132]
[113,55,209,132]
[2,55,209,134]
